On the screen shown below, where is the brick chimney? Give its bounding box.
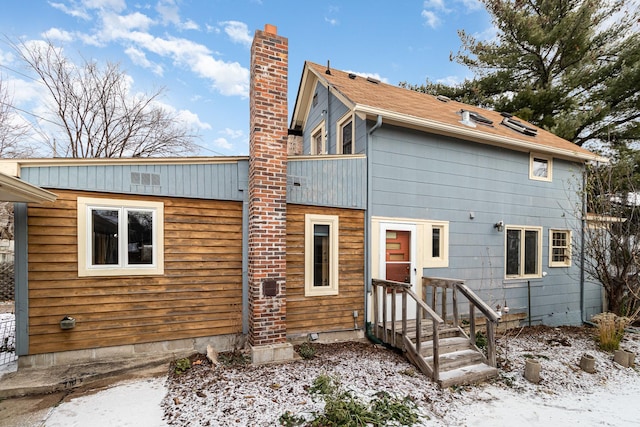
[247,24,293,363]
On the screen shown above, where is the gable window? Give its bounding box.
[530,153,552,181]
[505,226,542,278]
[311,121,325,155]
[550,229,572,267]
[425,222,449,268]
[304,214,339,296]
[337,113,354,154]
[77,197,164,277]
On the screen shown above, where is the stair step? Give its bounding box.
[425,349,484,371]
[437,363,499,388]
[417,336,471,357]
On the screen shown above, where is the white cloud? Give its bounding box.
[219,21,252,47]
[48,2,91,20]
[325,17,339,26]
[156,0,180,26]
[457,0,482,11]
[213,137,233,150]
[421,10,441,29]
[155,0,198,30]
[343,70,389,84]
[176,109,211,130]
[220,128,243,139]
[436,75,463,86]
[0,49,15,66]
[424,0,448,11]
[181,19,199,31]
[41,28,75,42]
[124,47,163,75]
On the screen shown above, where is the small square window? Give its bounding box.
[549,229,572,267]
[530,154,552,181]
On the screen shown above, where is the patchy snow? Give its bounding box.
[42,326,640,426]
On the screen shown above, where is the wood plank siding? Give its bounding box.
[27,189,243,355]
[286,204,365,335]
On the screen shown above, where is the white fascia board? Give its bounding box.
[355,105,608,164]
[0,172,57,203]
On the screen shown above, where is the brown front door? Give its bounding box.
[385,230,411,283]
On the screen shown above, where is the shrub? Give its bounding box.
[174,357,191,375]
[297,342,317,360]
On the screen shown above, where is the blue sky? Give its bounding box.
[0,0,494,156]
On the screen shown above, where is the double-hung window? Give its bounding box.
[549,229,572,267]
[505,226,542,278]
[304,214,339,296]
[77,197,164,277]
[311,121,325,155]
[338,114,354,154]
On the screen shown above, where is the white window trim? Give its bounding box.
[310,121,326,155]
[529,153,553,182]
[549,229,572,267]
[505,225,543,279]
[304,214,339,296]
[77,197,164,277]
[337,113,354,154]
[425,221,449,268]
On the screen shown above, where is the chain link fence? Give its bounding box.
[0,260,14,301]
[0,312,16,365]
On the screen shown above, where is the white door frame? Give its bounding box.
[379,221,417,320]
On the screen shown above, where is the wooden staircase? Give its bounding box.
[372,278,500,388]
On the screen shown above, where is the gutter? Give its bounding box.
[353,105,608,164]
[364,115,383,344]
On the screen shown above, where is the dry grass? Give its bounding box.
[591,312,630,351]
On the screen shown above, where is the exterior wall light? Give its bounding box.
[494,221,504,232]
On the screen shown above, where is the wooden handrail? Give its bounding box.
[405,288,444,325]
[456,283,500,323]
[371,278,444,381]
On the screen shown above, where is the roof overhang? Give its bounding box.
[354,105,609,164]
[0,172,57,203]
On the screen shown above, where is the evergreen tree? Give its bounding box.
[408,0,640,148]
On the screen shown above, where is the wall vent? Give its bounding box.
[131,172,161,187]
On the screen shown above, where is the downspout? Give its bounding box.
[580,164,587,324]
[365,115,383,343]
[239,160,249,335]
[14,202,28,356]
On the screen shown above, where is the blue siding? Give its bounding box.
[288,157,366,209]
[303,81,365,155]
[21,162,246,201]
[370,124,587,326]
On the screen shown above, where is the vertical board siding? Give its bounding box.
[27,189,243,355]
[21,162,244,201]
[287,157,366,209]
[286,204,365,335]
[371,124,588,325]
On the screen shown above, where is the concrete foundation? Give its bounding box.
[18,334,242,369]
[250,342,294,365]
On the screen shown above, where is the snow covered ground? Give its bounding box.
[19,326,640,426]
